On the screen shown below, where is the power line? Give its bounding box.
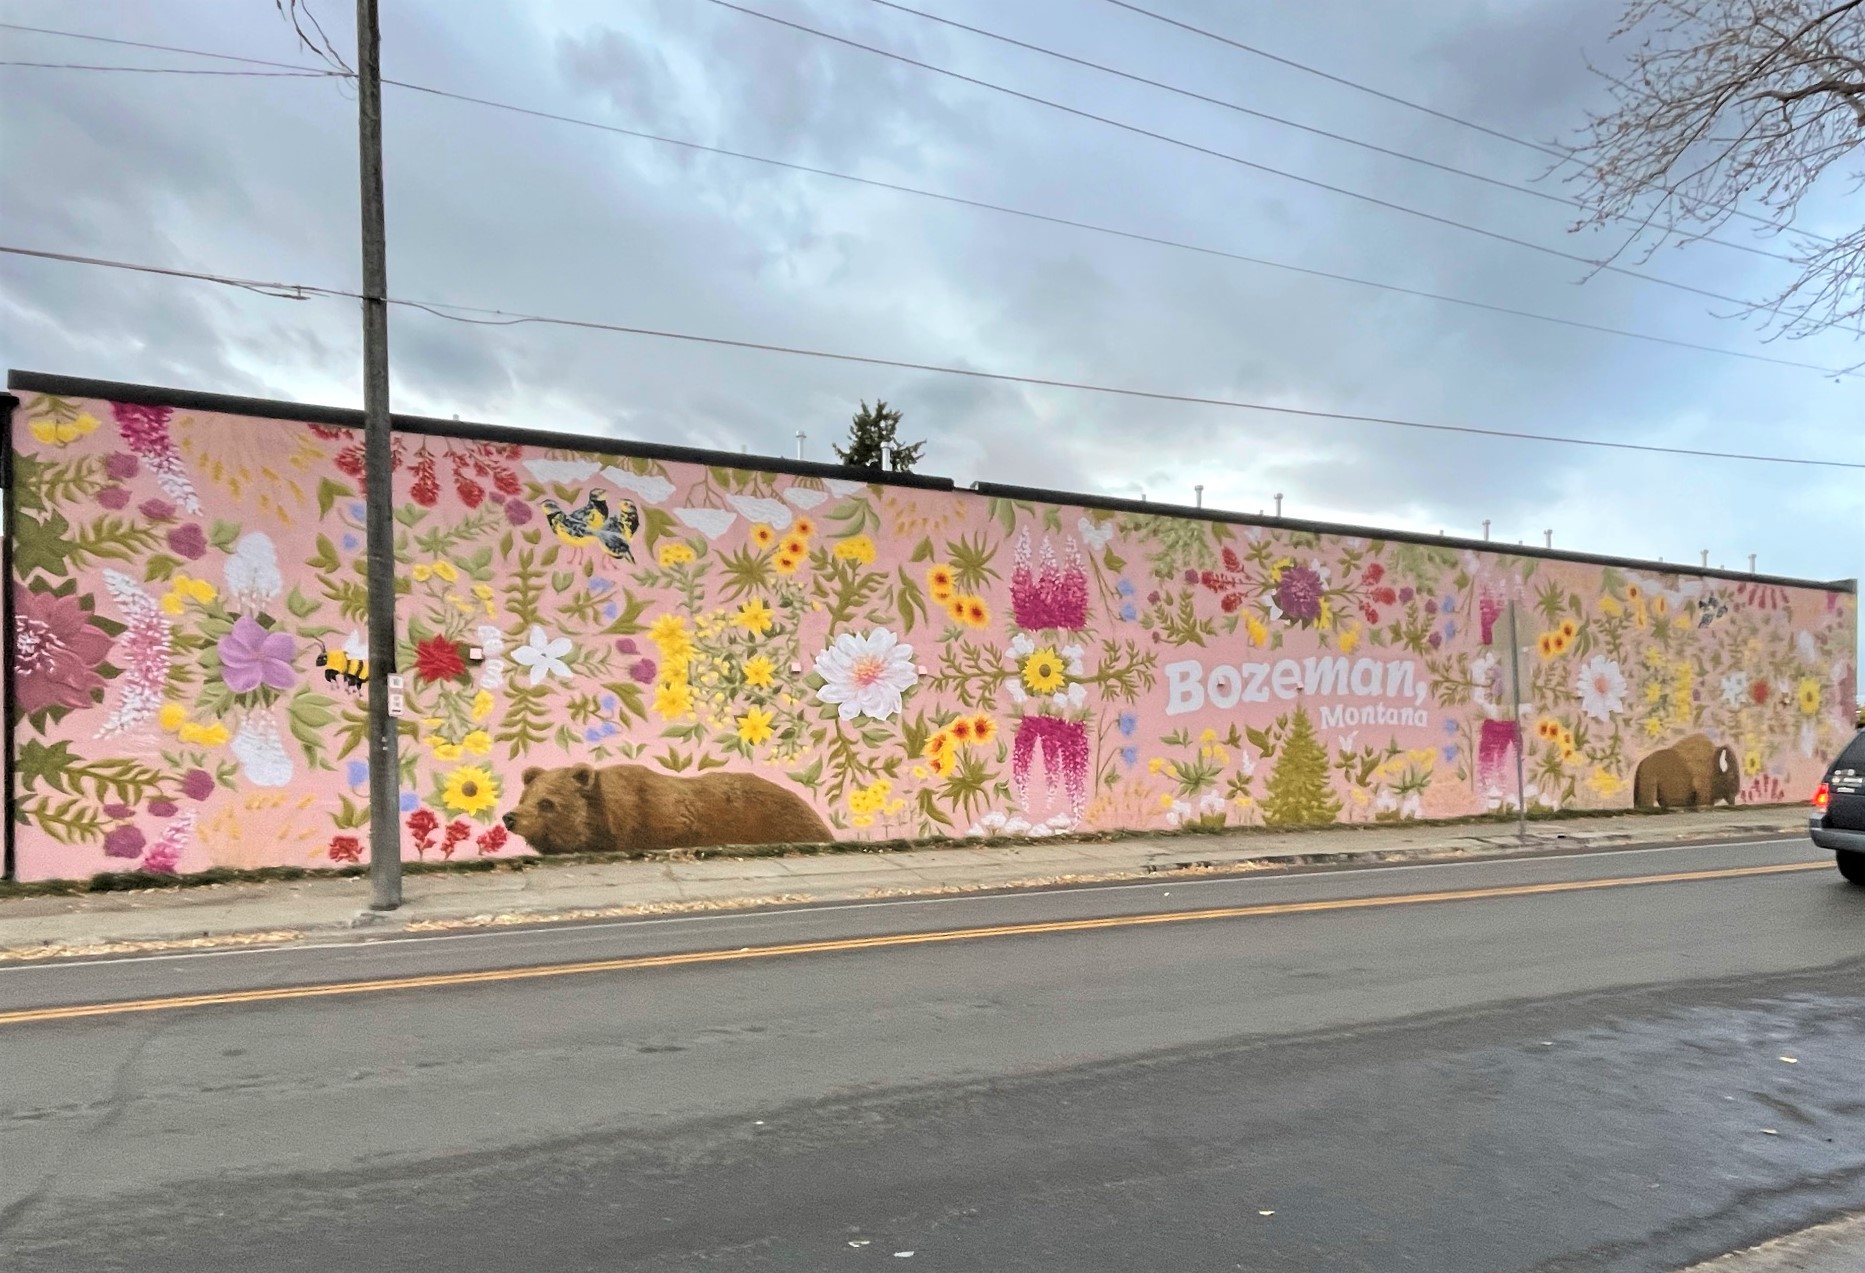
[1,20,1851,376]
[0,21,316,71]
[702,0,1793,319]
[860,0,1804,269]
[1096,0,1839,250]
[0,59,339,77]
[4,241,1858,471]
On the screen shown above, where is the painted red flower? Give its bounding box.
[441,820,472,860]
[476,825,509,856]
[1362,562,1385,585]
[328,835,363,864]
[1750,679,1771,707]
[414,636,469,683]
[407,808,440,856]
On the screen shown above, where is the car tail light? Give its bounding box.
[1813,783,1830,810]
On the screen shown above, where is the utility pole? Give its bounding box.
[357,0,400,910]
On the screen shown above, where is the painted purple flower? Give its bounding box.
[1010,531,1089,631]
[1272,566,1324,624]
[1428,631,1444,649]
[112,401,201,513]
[615,637,639,655]
[168,523,208,560]
[104,452,140,481]
[180,769,216,801]
[141,809,193,874]
[102,803,135,819]
[218,615,297,694]
[139,498,177,522]
[504,499,534,526]
[629,657,658,684]
[1183,570,1198,585]
[97,570,173,739]
[98,486,130,510]
[1399,586,1415,603]
[12,585,114,717]
[1424,599,1439,615]
[102,824,146,860]
[148,799,178,818]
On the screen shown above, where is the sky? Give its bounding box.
[1,0,1859,635]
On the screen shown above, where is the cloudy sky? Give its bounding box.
[2,0,1859,623]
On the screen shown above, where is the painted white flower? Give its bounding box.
[1236,751,1257,778]
[1470,652,1501,711]
[1008,632,1036,659]
[814,627,918,721]
[1801,720,1819,758]
[1005,680,1027,705]
[231,711,293,788]
[599,465,675,504]
[1575,654,1627,722]
[1066,682,1088,710]
[1061,643,1086,676]
[1164,799,1193,828]
[1720,673,1749,708]
[969,811,1011,837]
[1401,792,1423,820]
[511,625,573,686]
[1374,789,1400,815]
[1795,630,1818,664]
[1077,516,1113,550]
[1045,812,1076,830]
[224,532,283,604]
[479,657,507,691]
[1198,791,1225,816]
[476,625,506,657]
[1001,816,1032,836]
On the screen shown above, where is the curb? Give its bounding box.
[0,823,1808,964]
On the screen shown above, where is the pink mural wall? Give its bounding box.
[6,385,1858,882]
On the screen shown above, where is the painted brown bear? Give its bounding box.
[502,763,832,855]
[1632,733,1739,809]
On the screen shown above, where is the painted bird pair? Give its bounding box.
[543,490,641,562]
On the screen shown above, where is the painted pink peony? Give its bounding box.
[13,585,114,717]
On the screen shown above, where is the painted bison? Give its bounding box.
[1632,733,1740,809]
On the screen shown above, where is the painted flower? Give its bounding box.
[504,499,534,526]
[926,565,957,601]
[1575,655,1627,722]
[414,636,469,684]
[833,535,877,565]
[630,658,659,685]
[471,689,495,721]
[814,627,918,722]
[743,655,776,688]
[1719,673,1748,708]
[441,766,499,818]
[736,598,775,634]
[749,523,777,549]
[1021,647,1069,696]
[462,730,494,756]
[779,534,810,560]
[29,411,100,446]
[658,542,697,568]
[737,706,775,746]
[653,679,693,720]
[346,759,370,789]
[1009,531,1089,631]
[1797,677,1822,716]
[230,712,294,787]
[102,823,146,859]
[218,615,297,695]
[971,715,998,746]
[949,595,990,628]
[328,835,364,865]
[1750,678,1772,707]
[511,625,574,685]
[1272,566,1323,624]
[13,584,115,717]
[223,532,284,604]
[180,769,216,801]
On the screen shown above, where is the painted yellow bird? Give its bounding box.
[543,490,640,562]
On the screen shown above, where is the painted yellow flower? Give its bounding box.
[441,765,499,817]
[970,714,997,745]
[737,706,775,747]
[1538,633,1558,659]
[432,561,459,583]
[471,690,495,721]
[743,655,776,688]
[412,564,432,582]
[1645,682,1663,704]
[1245,616,1268,647]
[833,535,876,565]
[28,413,98,446]
[1147,756,1166,774]
[923,731,953,759]
[648,613,691,648]
[1598,596,1623,617]
[735,598,774,634]
[749,523,777,549]
[159,703,188,732]
[1652,596,1669,617]
[462,730,493,757]
[1558,618,1579,642]
[926,564,956,601]
[774,552,803,575]
[1588,767,1624,798]
[432,741,464,762]
[951,595,990,628]
[1744,749,1763,775]
[658,542,697,568]
[1797,677,1822,715]
[792,517,817,539]
[1158,793,1176,810]
[472,582,497,615]
[1021,647,1068,695]
[1337,623,1361,654]
[1644,716,1664,737]
[160,592,187,617]
[653,680,693,720]
[779,534,809,560]
[178,722,230,746]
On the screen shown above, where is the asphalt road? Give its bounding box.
[2,835,1862,1271]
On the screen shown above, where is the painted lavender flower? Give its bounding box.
[110,401,201,513]
[1010,530,1089,631]
[141,810,195,874]
[13,584,113,717]
[218,614,297,694]
[97,571,173,738]
[1011,715,1091,819]
[1272,566,1324,625]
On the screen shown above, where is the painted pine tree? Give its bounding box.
[1261,705,1342,827]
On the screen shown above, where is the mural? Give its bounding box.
[6,390,1858,882]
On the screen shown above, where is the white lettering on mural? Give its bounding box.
[1163,655,1430,723]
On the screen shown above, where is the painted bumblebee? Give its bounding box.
[315,631,371,693]
[542,488,641,563]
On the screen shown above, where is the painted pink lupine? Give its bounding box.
[111,400,202,514]
[97,571,173,738]
[1478,587,1506,646]
[1011,715,1090,818]
[13,585,114,717]
[1477,719,1522,792]
[1010,531,1088,632]
[140,810,195,873]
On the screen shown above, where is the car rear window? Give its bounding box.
[1840,731,1865,769]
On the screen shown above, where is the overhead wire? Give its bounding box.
[859,0,1803,269]
[700,0,1803,319]
[0,59,341,77]
[0,18,1854,376]
[4,242,1859,471]
[1096,0,1839,249]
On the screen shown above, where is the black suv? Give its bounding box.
[1810,728,1865,885]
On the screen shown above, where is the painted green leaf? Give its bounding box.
[285,586,320,619]
[316,477,356,519]
[208,520,242,551]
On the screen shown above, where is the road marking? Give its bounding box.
[0,859,1829,1026]
[0,835,1808,973]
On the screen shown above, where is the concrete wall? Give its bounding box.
[6,386,1858,881]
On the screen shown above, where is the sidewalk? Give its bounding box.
[1679,1214,1865,1272]
[0,807,1808,960]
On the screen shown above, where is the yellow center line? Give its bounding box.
[0,859,1829,1026]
